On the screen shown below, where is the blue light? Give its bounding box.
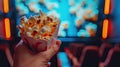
[58,52,71,67]
[15,0,99,38]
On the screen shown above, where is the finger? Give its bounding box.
[56,39,61,46]
[49,38,61,53]
[47,38,56,49]
[45,38,61,58]
[36,38,61,61]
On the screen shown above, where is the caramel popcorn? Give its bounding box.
[18,11,60,41]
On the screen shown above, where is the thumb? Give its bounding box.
[14,40,33,57]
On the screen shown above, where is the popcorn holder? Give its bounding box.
[19,12,60,52]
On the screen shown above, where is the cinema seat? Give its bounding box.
[114,43,120,48]
[103,48,120,67]
[69,43,84,60]
[79,46,99,67]
[99,43,112,62]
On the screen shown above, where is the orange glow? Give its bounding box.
[4,18,11,39]
[104,0,111,14]
[102,19,109,39]
[3,0,9,13]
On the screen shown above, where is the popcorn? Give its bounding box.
[18,11,60,52]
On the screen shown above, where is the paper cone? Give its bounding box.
[20,21,60,52]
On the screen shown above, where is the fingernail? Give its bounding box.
[56,43,60,46]
[36,42,42,45]
[24,38,29,43]
[44,46,47,51]
[33,42,42,49]
[56,40,61,46]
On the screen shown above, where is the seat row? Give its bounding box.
[64,43,120,67]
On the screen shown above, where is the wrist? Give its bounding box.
[36,60,49,67]
[38,63,48,67]
[13,60,48,67]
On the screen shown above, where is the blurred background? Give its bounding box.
[0,0,120,67]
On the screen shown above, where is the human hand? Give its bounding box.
[13,38,61,67]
